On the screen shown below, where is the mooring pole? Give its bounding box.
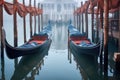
[0,0,4,58]
[69,52,72,64]
[78,14,79,31]
[1,56,5,80]
[29,0,32,38]
[34,0,36,34]
[104,0,109,78]
[76,13,77,29]
[13,0,18,68]
[75,15,77,28]
[38,3,40,33]
[41,4,43,30]
[79,13,82,32]
[119,7,120,52]
[85,1,89,38]
[77,13,79,29]
[114,7,120,76]
[23,0,26,43]
[13,0,18,47]
[99,8,104,76]
[96,12,99,43]
[81,2,84,33]
[91,0,94,42]
[68,29,70,61]
[74,6,76,27]
[79,14,81,32]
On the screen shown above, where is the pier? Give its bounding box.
[0,0,120,80]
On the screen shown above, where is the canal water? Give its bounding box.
[0,11,119,80]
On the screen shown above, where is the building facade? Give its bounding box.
[41,0,77,23]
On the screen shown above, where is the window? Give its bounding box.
[64,4,66,9]
[57,4,61,12]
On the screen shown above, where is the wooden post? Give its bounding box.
[0,0,4,57]
[73,14,75,27]
[76,14,77,29]
[23,0,26,43]
[119,7,120,51]
[77,13,79,30]
[85,1,89,38]
[13,0,18,68]
[74,6,76,27]
[99,9,103,76]
[34,0,36,34]
[14,58,18,69]
[67,30,70,60]
[79,14,81,31]
[30,0,33,37]
[74,13,76,26]
[13,0,18,47]
[110,13,114,37]
[41,4,43,30]
[85,15,88,37]
[104,0,109,77]
[69,52,72,64]
[91,0,94,42]
[1,56,5,80]
[100,9,103,65]
[77,14,79,29]
[38,3,40,33]
[81,2,84,33]
[76,15,78,29]
[96,12,99,43]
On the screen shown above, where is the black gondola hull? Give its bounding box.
[5,39,52,59]
[69,40,100,57]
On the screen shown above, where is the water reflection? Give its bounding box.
[70,48,102,80]
[52,22,68,50]
[108,37,120,80]
[1,57,5,80]
[11,48,49,80]
[1,21,120,80]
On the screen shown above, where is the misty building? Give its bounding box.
[41,0,77,23]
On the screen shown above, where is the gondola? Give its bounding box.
[68,24,100,57]
[3,24,52,59]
